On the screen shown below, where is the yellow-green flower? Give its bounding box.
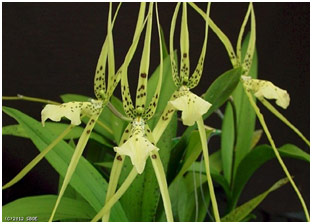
[114,118,158,174]
[241,75,290,109]
[41,100,103,126]
[169,86,211,126]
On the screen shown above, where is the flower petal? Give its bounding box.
[169,91,211,126]
[243,77,290,109]
[114,130,158,174]
[41,100,102,126]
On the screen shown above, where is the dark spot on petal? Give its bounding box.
[152,154,157,159]
[117,155,122,161]
[141,73,147,78]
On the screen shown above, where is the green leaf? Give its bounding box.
[3,195,96,222]
[2,106,128,221]
[232,144,309,208]
[2,122,112,147]
[222,177,289,222]
[221,102,235,184]
[232,33,258,175]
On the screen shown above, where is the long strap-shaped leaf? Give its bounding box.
[197,117,220,222]
[259,98,310,146]
[188,2,211,89]
[94,3,121,100]
[236,3,251,64]
[49,113,101,222]
[120,3,148,118]
[188,2,237,68]
[136,3,153,110]
[143,3,164,121]
[244,86,310,222]
[169,2,182,87]
[180,3,190,82]
[3,125,74,190]
[91,168,138,222]
[101,124,132,221]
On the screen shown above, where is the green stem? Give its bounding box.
[244,88,310,222]
[91,168,138,222]
[49,114,99,222]
[150,151,174,222]
[197,117,220,222]
[259,97,310,147]
[3,125,74,190]
[107,102,132,122]
[3,95,60,105]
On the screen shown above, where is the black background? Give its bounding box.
[2,2,310,221]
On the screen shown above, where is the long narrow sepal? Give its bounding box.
[101,124,132,221]
[243,86,310,222]
[120,3,149,118]
[152,90,179,143]
[242,3,256,76]
[188,2,211,89]
[169,3,182,87]
[197,117,220,222]
[188,2,238,67]
[49,113,100,222]
[259,98,310,146]
[179,3,190,82]
[236,4,252,63]
[143,3,164,121]
[91,168,138,222]
[136,3,154,110]
[94,3,121,100]
[3,124,74,190]
[150,151,174,222]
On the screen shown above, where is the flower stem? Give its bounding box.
[49,114,99,222]
[197,117,220,222]
[107,102,132,122]
[3,125,74,190]
[3,95,60,105]
[259,97,310,147]
[91,168,138,222]
[150,151,174,222]
[244,89,310,222]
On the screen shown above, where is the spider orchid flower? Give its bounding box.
[155,2,222,222]
[114,118,159,174]
[241,75,290,109]
[231,3,309,220]
[165,2,212,127]
[92,3,174,222]
[43,3,124,222]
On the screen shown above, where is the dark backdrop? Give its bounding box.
[2,2,310,221]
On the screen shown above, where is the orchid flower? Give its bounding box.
[39,3,125,222]
[92,3,174,222]
[153,3,221,222]
[191,3,310,221]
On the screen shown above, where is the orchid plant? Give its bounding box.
[3,2,310,222]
